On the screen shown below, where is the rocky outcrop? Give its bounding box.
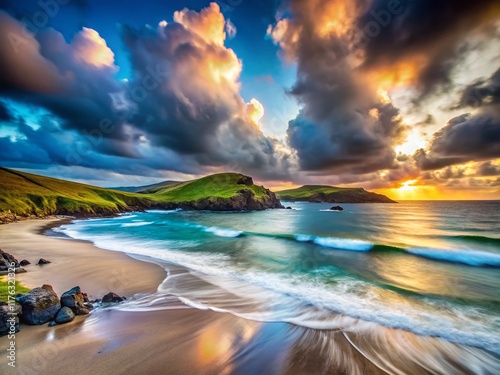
[0,249,26,274]
[172,189,283,211]
[236,175,253,186]
[16,285,61,325]
[330,206,344,211]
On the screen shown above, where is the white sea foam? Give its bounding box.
[145,209,182,214]
[204,226,243,238]
[294,235,373,251]
[408,247,500,267]
[121,221,153,227]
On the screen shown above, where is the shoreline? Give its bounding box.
[1,219,499,374]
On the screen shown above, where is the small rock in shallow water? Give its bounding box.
[37,258,51,265]
[76,306,90,315]
[329,205,344,211]
[20,259,31,266]
[55,307,75,324]
[102,292,126,303]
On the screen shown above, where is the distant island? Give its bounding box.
[0,168,282,222]
[276,185,396,203]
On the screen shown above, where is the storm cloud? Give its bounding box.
[0,4,292,180]
[357,0,500,98]
[268,0,408,175]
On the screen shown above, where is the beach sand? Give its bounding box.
[0,219,499,375]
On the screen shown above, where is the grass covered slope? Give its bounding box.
[0,168,283,221]
[0,167,154,218]
[146,173,283,210]
[276,185,397,203]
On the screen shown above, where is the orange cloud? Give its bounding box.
[72,27,115,68]
[246,98,264,128]
[174,2,227,46]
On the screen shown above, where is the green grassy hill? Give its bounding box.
[276,185,396,203]
[109,180,179,193]
[0,167,154,218]
[0,168,282,221]
[142,173,282,210]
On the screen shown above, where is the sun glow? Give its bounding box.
[400,179,417,192]
[396,130,427,155]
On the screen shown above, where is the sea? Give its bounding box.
[53,201,500,356]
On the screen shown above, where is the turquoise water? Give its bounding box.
[55,201,500,354]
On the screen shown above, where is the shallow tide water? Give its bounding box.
[54,201,500,367]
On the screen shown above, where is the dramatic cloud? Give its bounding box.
[415,66,500,172]
[415,113,500,170]
[455,68,500,109]
[357,0,500,97]
[0,4,292,180]
[268,0,407,175]
[122,2,292,179]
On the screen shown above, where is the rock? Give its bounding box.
[37,258,51,265]
[0,304,21,335]
[0,249,20,272]
[102,292,126,303]
[329,206,344,211]
[83,302,94,310]
[16,285,61,325]
[19,259,31,266]
[60,286,84,308]
[48,321,57,327]
[236,175,253,186]
[55,306,75,324]
[61,286,93,315]
[76,306,90,315]
[286,206,292,209]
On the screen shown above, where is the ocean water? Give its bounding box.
[54,201,500,355]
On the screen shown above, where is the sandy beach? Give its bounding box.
[1,219,499,375]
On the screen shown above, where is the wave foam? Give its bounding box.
[295,235,373,251]
[408,247,500,267]
[121,221,153,227]
[203,226,243,238]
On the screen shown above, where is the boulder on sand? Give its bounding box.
[0,249,26,274]
[55,306,75,324]
[16,285,61,325]
[61,286,91,315]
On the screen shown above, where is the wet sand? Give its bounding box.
[0,219,499,375]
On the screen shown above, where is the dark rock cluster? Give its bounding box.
[0,249,26,275]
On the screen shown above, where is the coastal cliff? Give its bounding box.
[0,168,283,222]
[276,185,396,203]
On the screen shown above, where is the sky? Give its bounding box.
[0,0,499,200]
